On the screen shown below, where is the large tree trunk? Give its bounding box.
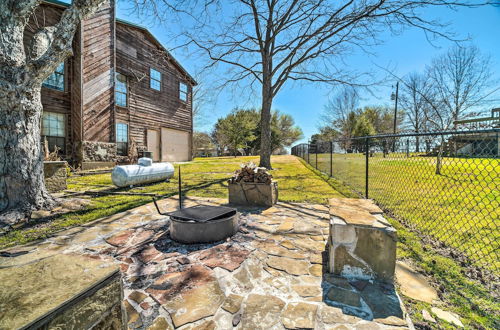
[0,83,55,225]
[259,79,273,169]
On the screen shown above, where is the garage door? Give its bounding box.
[146,129,161,161]
[161,128,190,162]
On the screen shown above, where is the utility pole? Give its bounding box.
[391,82,399,152]
[393,81,399,134]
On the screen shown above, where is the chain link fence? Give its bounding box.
[292,129,499,275]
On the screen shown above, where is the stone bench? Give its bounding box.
[0,254,122,329]
[327,198,397,283]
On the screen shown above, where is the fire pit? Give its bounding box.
[168,205,239,244]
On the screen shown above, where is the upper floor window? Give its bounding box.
[115,72,128,107]
[116,123,128,156]
[42,112,65,154]
[150,68,161,91]
[179,82,188,102]
[43,62,65,91]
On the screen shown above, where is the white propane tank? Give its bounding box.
[111,158,174,187]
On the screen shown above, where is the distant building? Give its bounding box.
[450,108,499,157]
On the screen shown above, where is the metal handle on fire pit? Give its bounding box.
[152,165,182,215]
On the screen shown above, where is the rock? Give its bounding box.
[233,266,255,291]
[350,280,368,291]
[395,262,438,304]
[431,307,464,328]
[123,299,142,327]
[277,220,294,232]
[177,256,190,265]
[309,264,322,277]
[198,245,251,271]
[292,285,322,297]
[266,256,309,276]
[318,305,359,324]
[293,221,323,235]
[326,286,361,307]
[359,282,404,320]
[309,253,323,264]
[191,320,216,330]
[128,291,148,304]
[330,205,377,226]
[281,302,318,329]
[105,230,135,247]
[147,317,173,330]
[162,281,224,327]
[280,240,295,249]
[240,294,285,330]
[222,294,244,313]
[329,198,383,214]
[422,309,436,323]
[135,246,164,263]
[324,275,352,290]
[233,313,242,326]
[146,264,215,304]
[31,210,52,219]
[129,230,156,245]
[373,316,407,326]
[292,238,325,252]
[256,241,306,259]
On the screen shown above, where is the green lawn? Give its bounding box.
[309,152,499,274]
[0,155,343,249]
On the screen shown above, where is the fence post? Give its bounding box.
[315,144,318,169]
[307,143,310,164]
[365,137,369,198]
[406,138,410,157]
[330,141,333,177]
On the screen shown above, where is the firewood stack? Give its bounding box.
[229,162,273,184]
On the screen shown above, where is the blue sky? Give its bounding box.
[113,2,500,145]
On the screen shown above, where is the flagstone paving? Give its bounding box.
[0,196,410,329]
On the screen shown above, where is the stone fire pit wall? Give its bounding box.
[328,198,397,283]
[228,181,278,207]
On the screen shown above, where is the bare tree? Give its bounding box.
[426,44,497,129]
[136,0,491,168]
[321,86,359,137]
[192,76,215,129]
[0,0,107,224]
[399,72,433,151]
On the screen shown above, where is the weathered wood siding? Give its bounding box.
[70,24,83,160]
[81,0,115,143]
[115,22,194,157]
[24,3,73,156]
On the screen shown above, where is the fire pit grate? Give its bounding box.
[168,205,236,223]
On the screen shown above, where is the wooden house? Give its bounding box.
[29,0,196,169]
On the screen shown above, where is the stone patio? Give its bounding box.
[0,197,411,329]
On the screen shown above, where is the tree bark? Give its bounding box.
[0,83,55,225]
[259,82,273,169]
[0,0,106,227]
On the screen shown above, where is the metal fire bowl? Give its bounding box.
[169,212,239,244]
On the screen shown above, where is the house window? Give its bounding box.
[116,123,128,156]
[43,62,65,91]
[150,68,161,91]
[42,112,65,154]
[179,82,188,102]
[115,72,128,107]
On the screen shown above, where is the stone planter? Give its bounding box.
[44,161,68,192]
[228,181,278,207]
